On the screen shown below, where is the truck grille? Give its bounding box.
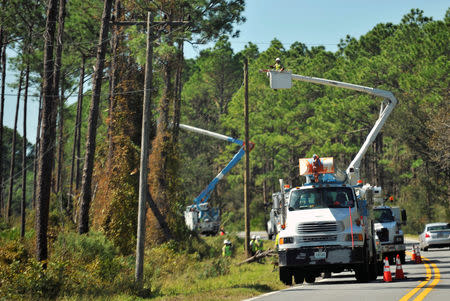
[376,228,389,242]
[297,222,338,233]
[301,235,337,242]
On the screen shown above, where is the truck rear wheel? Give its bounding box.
[369,258,378,281]
[400,252,406,264]
[294,271,304,284]
[305,274,315,284]
[279,267,292,285]
[355,253,370,283]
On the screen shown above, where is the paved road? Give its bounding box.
[245,240,450,301]
[237,231,269,240]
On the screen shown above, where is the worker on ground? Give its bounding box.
[249,234,257,256]
[222,240,232,257]
[219,227,225,236]
[269,57,284,71]
[274,232,280,251]
[256,235,264,252]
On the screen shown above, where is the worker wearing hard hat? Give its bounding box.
[274,232,280,250]
[249,234,257,256]
[255,235,264,252]
[268,58,285,71]
[222,239,232,257]
[273,58,284,71]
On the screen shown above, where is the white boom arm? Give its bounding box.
[268,71,397,185]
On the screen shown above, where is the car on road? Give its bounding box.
[419,222,450,251]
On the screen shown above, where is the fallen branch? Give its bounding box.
[237,248,278,265]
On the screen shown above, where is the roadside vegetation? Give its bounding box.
[0,215,283,300]
[0,1,448,299]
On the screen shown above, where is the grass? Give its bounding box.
[0,224,286,300]
[151,251,285,301]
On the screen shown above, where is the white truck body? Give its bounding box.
[373,205,407,263]
[264,70,397,284]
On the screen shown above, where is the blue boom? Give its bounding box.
[180,124,254,220]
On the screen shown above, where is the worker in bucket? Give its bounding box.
[222,240,232,257]
[249,234,257,256]
[269,57,284,71]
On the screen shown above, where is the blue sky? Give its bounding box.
[185,0,449,58]
[3,0,449,143]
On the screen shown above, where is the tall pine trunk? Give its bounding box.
[0,0,5,218]
[36,0,58,265]
[32,91,43,210]
[21,62,30,238]
[0,44,6,217]
[6,70,23,222]
[78,0,113,234]
[54,0,66,195]
[68,55,84,214]
[107,0,121,167]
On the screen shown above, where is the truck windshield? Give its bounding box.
[288,187,355,210]
[374,209,394,223]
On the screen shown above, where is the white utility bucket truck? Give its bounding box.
[180,124,254,235]
[372,187,407,264]
[265,70,397,285]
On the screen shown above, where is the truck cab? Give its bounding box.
[277,158,380,285]
[373,205,406,263]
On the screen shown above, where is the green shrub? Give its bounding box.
[53,231,117,263]
[0,259,66,299]
[0,239,29,265]
[198,257,231,279]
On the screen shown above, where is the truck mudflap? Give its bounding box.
[279,246,365,267]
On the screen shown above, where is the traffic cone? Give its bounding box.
[383,257,392,282]
[411,245,416,262]
[415,246,422,264]
[395,254,405,280]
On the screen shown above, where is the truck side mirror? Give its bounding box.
[401,209,407,225]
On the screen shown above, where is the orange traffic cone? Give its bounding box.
[415,246,422,264]
[383,257,392,282]
[395,254,405,280]
[411,246,416,262]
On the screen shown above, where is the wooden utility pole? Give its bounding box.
[135,11,153,287]
[244,58,251,257]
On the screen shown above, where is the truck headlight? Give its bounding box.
[280,237,294,245]
[394,236,404,244]
[346,234,363,241]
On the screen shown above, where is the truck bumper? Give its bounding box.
[380,244,405,254]
[278,246,365,271]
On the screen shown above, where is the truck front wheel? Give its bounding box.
[279,267,292,285]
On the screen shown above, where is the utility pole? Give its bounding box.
[135,11,153,287]
[244,58,251,257]
[122,13,189,287]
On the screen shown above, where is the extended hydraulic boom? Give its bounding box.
[267,71,397,185]
[180,123,254,234]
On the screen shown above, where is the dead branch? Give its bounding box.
[237,248,278,266]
